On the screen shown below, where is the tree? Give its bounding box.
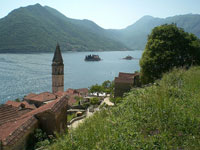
[102,80,113,95]
[90,97,100,105]
[140,24,200,84]
[89,84,103,96]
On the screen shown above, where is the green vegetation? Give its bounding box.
[47,66,200,149]
[15,98,21,102]
[140,24,200,84]
[110,97,123,105]
[89,84,103,96]
[67,114,76,122]
[90,97,100,105]
[0,4,127,52]
[27,128,52,150]
[89,80,114,96]
[1,4,200,52]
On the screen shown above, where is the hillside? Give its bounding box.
[111,14,200,50]
[0,4,127,52]
[1,4,200,52]
[49,66,200,149]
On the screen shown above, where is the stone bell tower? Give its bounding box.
[52,43,64,93]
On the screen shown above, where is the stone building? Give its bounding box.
[0,44,68,150]
[114,72,140,97]
[52,44,64,93]
[24,92,57,107]
[0,44,90,150]
[0,94,68,150]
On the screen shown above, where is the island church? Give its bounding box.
[0,44,88,150]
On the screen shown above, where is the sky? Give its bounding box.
[1,0,200,29]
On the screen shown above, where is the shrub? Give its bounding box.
[90,97,100,105]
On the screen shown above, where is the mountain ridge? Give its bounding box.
[0,4,200,52]
[0,4,127,52]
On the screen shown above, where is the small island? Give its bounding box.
[85,55,101,61]
[123,55,134,60]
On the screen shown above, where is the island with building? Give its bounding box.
[84,54,101,61]
[122,55,134,60]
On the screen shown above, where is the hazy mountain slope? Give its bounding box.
[111,14,200,50]
[0,4,127,52]
[0,3,200,52]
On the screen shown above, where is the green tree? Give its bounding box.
[89,84,103,96]
[90,97,100,105]
[140,24,200,84]
[102,80,112,95]
[15,98,21,102]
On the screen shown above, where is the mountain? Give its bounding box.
[0,4,200,52]
[111,14,200,50]
[0,4,127,52]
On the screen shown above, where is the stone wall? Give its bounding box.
[36,105,68,135]
[36,112,56,135]
[52,74,64,93]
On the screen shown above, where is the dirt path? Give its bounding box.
[69,97,114,129]
[101,97,114,106]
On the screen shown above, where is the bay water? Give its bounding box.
[0,50,142,103]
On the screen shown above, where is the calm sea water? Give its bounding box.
[0,50,143,103]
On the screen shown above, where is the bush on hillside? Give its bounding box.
[90,97,100,105]
[140,24,200,84]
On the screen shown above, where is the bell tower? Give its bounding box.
[52,43,64,93]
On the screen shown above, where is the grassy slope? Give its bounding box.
[49,66,200,150]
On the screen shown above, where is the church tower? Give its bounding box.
[52,44,64,93]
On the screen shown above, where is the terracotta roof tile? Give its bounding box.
[119,72,135,78]
[75,88,89,94]
[6,101,22,108]
[27,92,56,102]
[5,101,36,110]
[0,94,68,146]
[21,101,36,110]
[0,104,21,126]
[0,115,37,146]
[66,88,75,94]
[24,93,37,100]
[67,95,77,106]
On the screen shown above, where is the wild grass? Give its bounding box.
[48,66,200,150]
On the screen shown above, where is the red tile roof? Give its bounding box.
[6,101,22,108]
[0,104,21,126]
[0,94,68,146]
[115,72,140,84]
[118,72,137,78]
[0,115,37,146]
[75,88,89,94]
[66,88,76,94]
[26,92,56,102]
[24,93,37,100]
[67,95,77,106]
[6,100,36,110]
